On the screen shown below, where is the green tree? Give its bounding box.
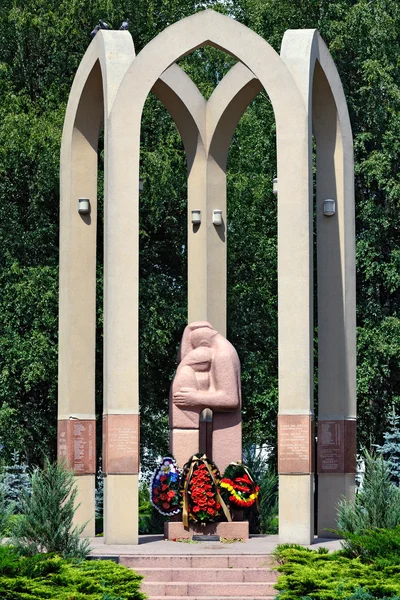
[1,0,400,468]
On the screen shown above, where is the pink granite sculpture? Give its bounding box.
[170,321,242,471]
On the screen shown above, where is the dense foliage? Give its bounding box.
[337,451,400,536]
[1,0,400,465]
[274,542,400,600]
[378,411,400,484]
[10,460,90,559]
[0,450,31,513]
[0,547,145,599]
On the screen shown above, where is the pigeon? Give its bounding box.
[90,24,100,39]
[119,19,130,30]
[99,19,112,30]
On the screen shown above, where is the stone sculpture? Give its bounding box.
[170,321,242,471]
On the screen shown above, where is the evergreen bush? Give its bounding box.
[242,444,278,533]
[0,450,31,513]
[0,546,145,599]
[10,459,90,559]
[274,545,400,599]
[340,526,400,562]
[377,410,400,485]
[337,451,400,536]
[0,486,13,539]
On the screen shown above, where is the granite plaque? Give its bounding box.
[57,419,96,475]
[103,414,140,474]
[317,419,356,474]
[278,415,313,474]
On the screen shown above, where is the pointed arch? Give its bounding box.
[281,30,356,536]
[58,31,135,537]
[104,8,314,545]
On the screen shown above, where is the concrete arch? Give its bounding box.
[105,8,314,544]
[58,31,135,536]
[59,14,355,546]
[281,30,356,536]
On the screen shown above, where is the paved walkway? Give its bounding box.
[89,534,343,556]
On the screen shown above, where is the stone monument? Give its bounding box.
[58,10,356,545]
[170,321,241,471]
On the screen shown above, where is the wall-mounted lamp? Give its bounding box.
[212,209,223,226]
[272,177,278,196]
[191,209,201,225]
[78,197,90,214]
[139,177,144,194]
[323,198,336,216]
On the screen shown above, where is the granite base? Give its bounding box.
[164,520,249,541]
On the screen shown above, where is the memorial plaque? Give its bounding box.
[278,415,313,474]
[317,419,356,474]
[103,414,140,474]
[57,419,96,475]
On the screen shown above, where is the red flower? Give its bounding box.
[161,484,169,491]
[153,497,159,503]
[160,493,168,501]
[167,490,175,499]
[160,475,167,482]
[193,505,200,513]
[207,507,215,515]
[216,503,221,510]
[208,498,215,506]
[162,502,170,509]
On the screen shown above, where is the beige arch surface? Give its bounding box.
[107,8,314,544]
[58,31,135,536]
[281,30,356,536]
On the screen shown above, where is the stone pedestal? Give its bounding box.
[164,520,249,540]
[104,474,139,544]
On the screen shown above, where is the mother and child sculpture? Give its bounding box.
[170,321,242,473]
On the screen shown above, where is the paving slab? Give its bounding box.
[88,534,343,556]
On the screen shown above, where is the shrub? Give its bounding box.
[377,410,400,486]
[242,444,278,533]
[0,450,31,513]
[340,526,400,562]
[274,545,400,599]
[259,468,278,533]
[337,451,400,535]
[10,459,90,559]
[0,485,13,538]
[0,545,145,599]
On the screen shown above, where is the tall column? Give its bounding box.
[276,86,314,546]
[313,59,356,536]
[58,63,103,537]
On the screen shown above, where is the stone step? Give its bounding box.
[141,581,277,597]
[120,554,275,569]
[136,567,278,583]
[149,597,276,600]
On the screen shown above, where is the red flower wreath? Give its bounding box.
[180,454,229,526]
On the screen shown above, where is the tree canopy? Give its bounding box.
[0,0,399,466]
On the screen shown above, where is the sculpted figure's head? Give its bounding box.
[190,324,217,349]
[179,321,216,360]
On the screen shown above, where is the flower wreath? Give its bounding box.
[150,456,182,516]
[221,461,260,510]
[180,454,231,527]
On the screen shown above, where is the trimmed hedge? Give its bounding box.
[0,547,145,599]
